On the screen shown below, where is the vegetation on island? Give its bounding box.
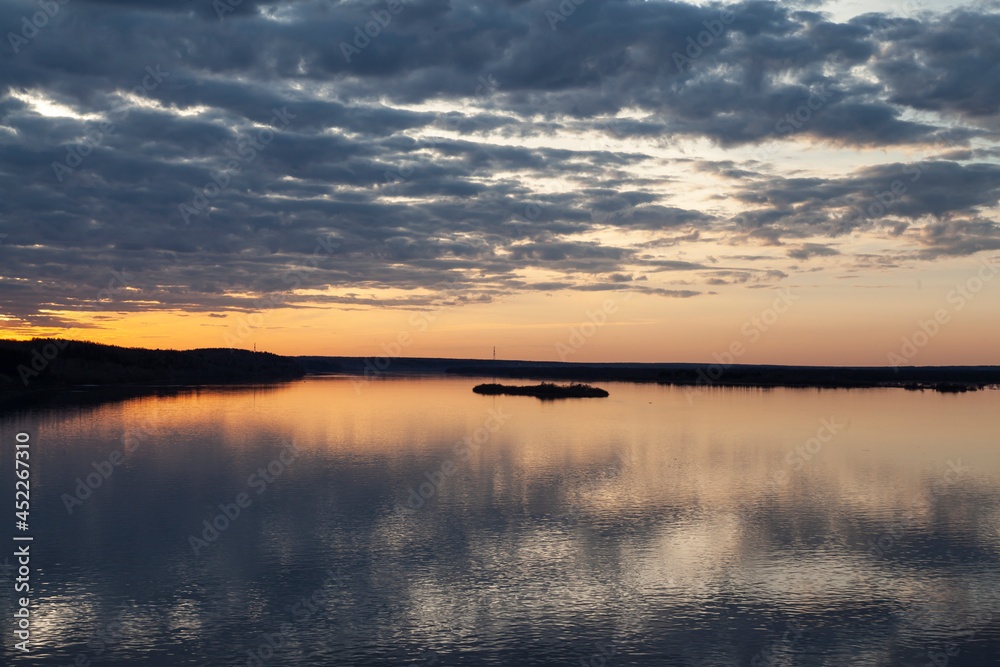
[472,382,609,398]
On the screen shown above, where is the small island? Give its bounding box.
[472,382,609,399]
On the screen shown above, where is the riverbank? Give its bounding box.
[0,339,304,411]
[301,355,1000,392]
[3,339,997,413]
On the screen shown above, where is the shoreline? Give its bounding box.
[302,356,1000,393]
[2,372,995,415]
[3,338,999,413]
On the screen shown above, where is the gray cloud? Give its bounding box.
[1,0,999,328]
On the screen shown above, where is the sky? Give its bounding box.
[1,0,999,365]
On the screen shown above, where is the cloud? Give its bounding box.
[732,160,1000,241]
[785,243,840,260]
[0,0,999,329]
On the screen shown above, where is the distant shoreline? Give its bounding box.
[301,355,1000,393]
[2,339,998,412]
[0,339,304,410]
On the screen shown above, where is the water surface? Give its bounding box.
[2,377,998,665]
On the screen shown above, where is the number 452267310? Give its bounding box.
[15,434,30,528]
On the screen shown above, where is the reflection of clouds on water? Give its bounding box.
[8,379,1000,664]
[364,438,1000,662]
[552,450,636,526]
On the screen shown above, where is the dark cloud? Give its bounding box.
[785,243,840,260]
[911,218,1000,258]
[0,0,999,328]
[872,9,1000,125]
[732,161,1000,246]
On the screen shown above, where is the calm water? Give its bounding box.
[2,377,999,665]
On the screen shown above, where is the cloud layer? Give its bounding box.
[1,0,999,330]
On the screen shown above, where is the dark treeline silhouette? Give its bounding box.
[472,382,609,399]
[653,365,999,392]
[0,338,304,390]
[307,356,1000,392]
[456,363,1000,392]
[4,339,998,399]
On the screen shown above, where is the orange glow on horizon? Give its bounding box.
[4,260,1000,367]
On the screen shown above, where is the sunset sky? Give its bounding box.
[1,0,999,365]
